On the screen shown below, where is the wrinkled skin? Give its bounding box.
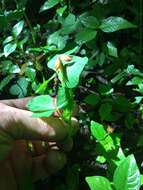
[0,97,78,190]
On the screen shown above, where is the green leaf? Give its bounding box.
[84,94,100,106]
[9,65,20,74]
[140,175,143,186]
[27,87,68,117]
[0,10,24,30]
[64,56,88,88]
[40,0,60,12]
[56,5,67,16]
[98,84,114,96]
[48,55,88,88]
[126,65,143,77]
[79,14,100,29]
[107,42,118,57]
[1,60,13,73]
[100,17,136,33]
[3,36,14,45]
[126,77,143,86]
[113,96,131,112]
[12,20,24,37]
[99,103,112,121]
[96,156,106,164]
[0,75,13,91]
[113,154,141,190]
[25,67,36,81]
[90,121,117,153]
[75,28,97,44]
[4,43,17,57]
[86,176,112,190]
[48,31,68,50]
[90,121,106,141]
[27,95,54,112]
[61,13,77,35]
[10,77,29,98]
[57,87,68,108]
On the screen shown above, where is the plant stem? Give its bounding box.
[14,0,36,45]
[23,13,36,45]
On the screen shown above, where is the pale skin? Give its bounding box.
[0,97,77,190]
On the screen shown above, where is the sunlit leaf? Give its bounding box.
[107,42,118,57]
[86,176,112,190]
[27,95,54,112]
[100,17,136,33]
[113,154,141,190]
[12,20,24,37]
[40,0,60,12]
[4,43,17,57]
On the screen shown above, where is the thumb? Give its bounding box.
[0,103,69,142]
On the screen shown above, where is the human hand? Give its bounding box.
[0,97,77,190]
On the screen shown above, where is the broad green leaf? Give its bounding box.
[1,60,20,74]
[84,94,100,106]
[47,31,68,50]
[126,77,143,86]
[0,10,24,30]
[9,65,20,74]
[79,14,100,29]
[48,55,88,88]
[4,43,17,57]
[113,154,141,190]
[3,36,14,45]
[64,56,88,88]
[107,42,118,57]
[27,95,54,112]
[86,176,112,190]
[56,5,67,16]
[27,87,68,117]
[40,0,60,12]
[10,77,29,98]
[126,65,143,77]
[12,20,24,37]
[100,17,136,33]
[75,28,97,44]
[90,121,106,141]
[90,121,116,152]
[113,96,131,112]
[61,13,77,35]
[1,60,13,73]
[99,103,112,121]
[0,75,13,91]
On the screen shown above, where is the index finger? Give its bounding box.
[0,97,33,110]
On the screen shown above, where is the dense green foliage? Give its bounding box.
[0,0,142,189]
